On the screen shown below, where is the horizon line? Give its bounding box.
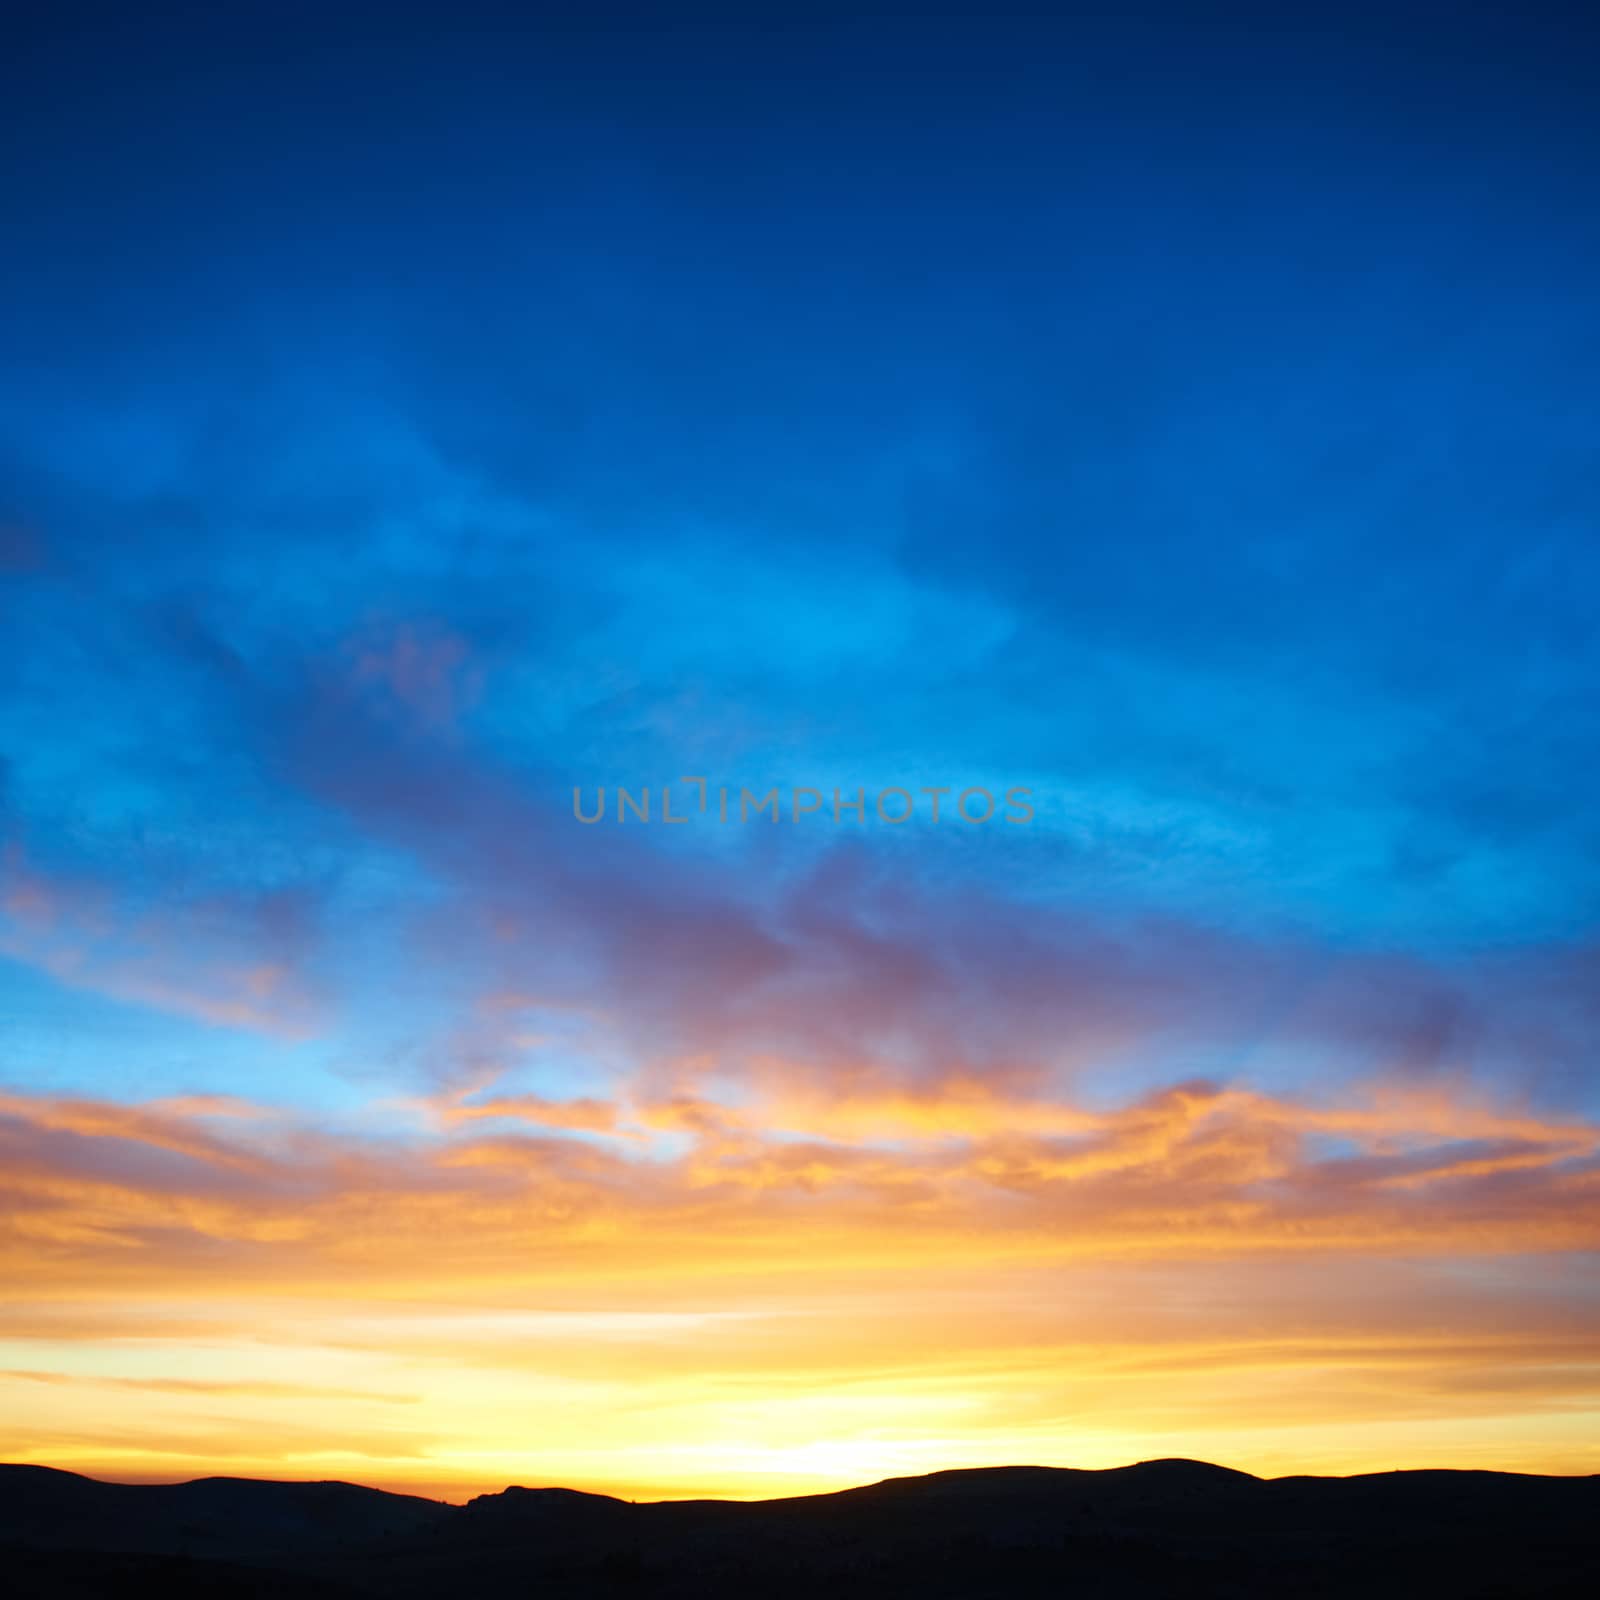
[8,1454,1597,1508]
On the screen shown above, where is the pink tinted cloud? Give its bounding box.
[344,621,483,731]
[2,1075,1594,1296]
[0,841,322,1036]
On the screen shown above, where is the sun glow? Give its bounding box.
[3,1076,1597,1499]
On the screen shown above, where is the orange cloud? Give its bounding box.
[2,1076,1597,1292]
[1,1075,1597,1498]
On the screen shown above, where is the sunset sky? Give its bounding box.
[2,2,1598,1500]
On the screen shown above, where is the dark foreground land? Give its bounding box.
[2,1457,1595,1598]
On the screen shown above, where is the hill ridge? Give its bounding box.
[3,1455,1596,1598]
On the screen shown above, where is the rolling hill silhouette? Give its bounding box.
[2,1457,1595,1597]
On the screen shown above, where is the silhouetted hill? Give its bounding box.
[0,1465,450,1556]
[2,1458,1595,1597]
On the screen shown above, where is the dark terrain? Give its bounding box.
[2,1457,1594,1598]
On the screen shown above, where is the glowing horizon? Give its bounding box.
[5,1069,1598,1498]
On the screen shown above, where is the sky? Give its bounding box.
[1,1,1598,1499]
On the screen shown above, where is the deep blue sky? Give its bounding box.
[1,1,1596,1121]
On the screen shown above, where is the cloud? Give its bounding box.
[2,1075,1598,1498]
[0,841,324,1035]
[343,620,485,732]
[0,1370,417,1403]
[0,1076,1594,1301]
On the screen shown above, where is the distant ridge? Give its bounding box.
[3,1458,1596,1597]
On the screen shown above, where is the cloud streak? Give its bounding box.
[2,1071,1597,1497]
